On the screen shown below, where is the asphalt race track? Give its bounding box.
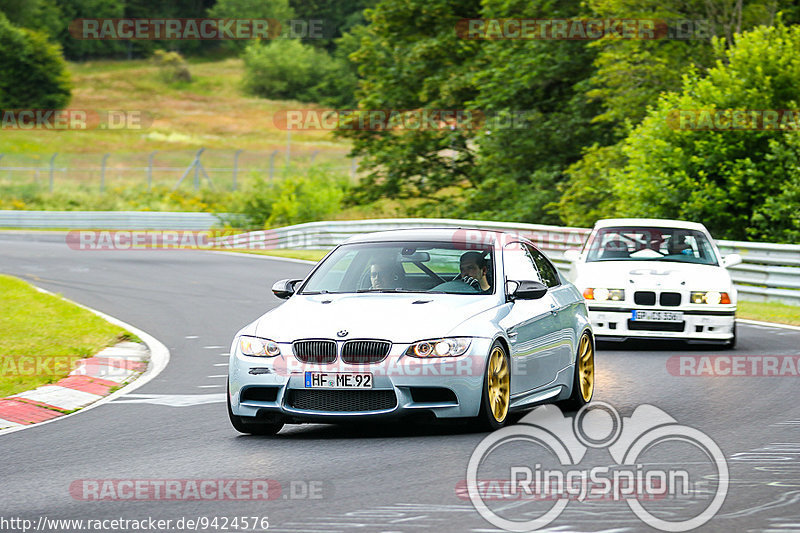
[2,232,800,533]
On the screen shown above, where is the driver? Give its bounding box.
[459,252,491,292]
[369,260,395,289]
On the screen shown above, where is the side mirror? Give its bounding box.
[272,279,301,299]
[510,280,548,300]
[563,249,581,262]
[722,253,742,268]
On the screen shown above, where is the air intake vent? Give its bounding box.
[287,390,397,412]
[293,340,337,363]
[341,340,391,364]
[241,387,279,402]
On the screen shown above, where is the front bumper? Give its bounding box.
[228,338,493,422]
[587,305,736,342]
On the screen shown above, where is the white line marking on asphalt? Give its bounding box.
[213,363,227,366]
[112,393,225,406]
[207,374,226,378]
[185,335,199,339]
[198,385,223,388]
[203,345,224,349]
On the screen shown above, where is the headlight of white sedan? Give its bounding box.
[239,336,281,357]
[405,338,472,358]
[690,291,731,305]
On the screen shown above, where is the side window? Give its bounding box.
[527,245,561,288]
[503,242,541,283]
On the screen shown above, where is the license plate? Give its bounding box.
[304,372,373,389]
[631,310,684,322]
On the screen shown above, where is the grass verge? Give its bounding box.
[0,274,135,397]
[738,300,800,327]
[219,248,329,262]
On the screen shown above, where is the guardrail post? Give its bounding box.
[49,153,58,192]
[350,158,357,180]
[147,151,157,191]
[269,150,278,182]
[310,150,319,165]
[100,153,110,192]
[233,149,243,191]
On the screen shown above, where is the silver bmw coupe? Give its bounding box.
[227,228,594,435]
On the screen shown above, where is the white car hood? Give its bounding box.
[574,260,732,291]
[254,293,497,343]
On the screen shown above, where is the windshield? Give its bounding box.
[585,227,719,266]
[300,241,495,295]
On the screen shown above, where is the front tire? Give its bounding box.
[228,384,284,436]
[474,341,511,431]
[725,322,737,350]
[560,331,595,411]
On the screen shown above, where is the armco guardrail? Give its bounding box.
[215,218,800,305]
[0,210,224,230]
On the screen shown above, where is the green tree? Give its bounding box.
[207,0,294,52]
[0,12,71,109]
[608,23,800,241]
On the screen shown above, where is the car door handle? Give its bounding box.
[508,331,518,339]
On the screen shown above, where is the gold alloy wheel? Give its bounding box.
[487,347,510,423]
[577,334,594,402]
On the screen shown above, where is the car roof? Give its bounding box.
[592,218,710,233]
[342,227,509,245]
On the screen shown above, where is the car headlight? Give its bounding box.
[239,336,281,357]
[406,338,472,358]
[583,288,625,302]
[690,291,731,305]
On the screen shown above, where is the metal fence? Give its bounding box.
[0,148,357,192]
[0,210,225,230]
[215,218,800,305]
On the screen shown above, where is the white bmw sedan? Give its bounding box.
[565,218,741,347]
[228,229,594,435]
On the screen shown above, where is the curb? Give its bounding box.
[0,286,170,436]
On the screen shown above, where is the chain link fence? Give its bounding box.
[0,148,357,192]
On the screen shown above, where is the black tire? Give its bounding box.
[725,322,737,350]
[473,341,511,431]
[559,331,595,411]
[228,384,284,436]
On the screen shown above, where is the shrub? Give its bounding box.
[242,39,340,102]
[152,50,192,84]
[228,172,349,229]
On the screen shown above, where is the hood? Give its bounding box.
[574,260,732,291]
[254,293,499,343]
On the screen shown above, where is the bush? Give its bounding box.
[228,172,349,229]
[242,39,342,102]
[0,13,71,109]
[152,50,192,84]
